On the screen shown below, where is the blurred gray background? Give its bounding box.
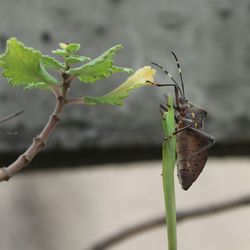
[0,0,249,164]
[0,0,250,250]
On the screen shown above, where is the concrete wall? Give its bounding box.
[0,0,249,155]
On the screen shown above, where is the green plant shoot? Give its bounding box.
[162,95,177,250]
[0,37,157,182]
[0,38,155,105]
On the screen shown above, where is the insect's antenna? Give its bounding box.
[171,51,185,98]
[151,62,183,96]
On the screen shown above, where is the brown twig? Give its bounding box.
[86,194,250,250]
[50,84,61,98]
[0,110,24,124]
[0,78,73,182]
[67,98,85,105]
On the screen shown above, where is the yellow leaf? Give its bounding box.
[84,66,156,105]
[59,43,67,49]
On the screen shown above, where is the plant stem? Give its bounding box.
[162,144,177,250]
[67,98,84,105]
[0,79,72,182]
[162,95,177,250]
[87,194,250,250]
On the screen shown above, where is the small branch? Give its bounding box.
[86,194,250,250]
[0,78,72,182]
[67,98,84,105]
[50,84,61,98]
[0,110,24,124]
[0,103,63,181]
[61,75,75,97]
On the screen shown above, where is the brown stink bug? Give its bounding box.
[150,52,215,190]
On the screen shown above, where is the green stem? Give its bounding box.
[162,143,177,250]
[162,95,177,250]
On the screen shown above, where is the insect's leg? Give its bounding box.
[162,94,177,110]
[164,122,193,141]
[164,116,208,141]
[176,117,215,150]
[146,80,176,89]
[188,102,208,116]
[151,62,183,96]
[187,127,215,160]
[147,80,180,109]
[160,104,168,116]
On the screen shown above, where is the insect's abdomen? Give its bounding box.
[176,129,208,190]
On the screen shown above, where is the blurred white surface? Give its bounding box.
[0,157,250,250]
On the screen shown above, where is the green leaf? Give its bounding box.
[59,43,68,49]
[25,62,59,90]
[52,49,68,56]
[67,44,132,83]
[0,37,58,87]
[53,43,81,58]
[84,66,156,105]
[24,82,49,90]
[65,55,91,64]
[41,55,65,70]
[65,43,81,53]
[162,95,177,250]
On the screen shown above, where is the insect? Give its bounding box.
[151,52,215,190]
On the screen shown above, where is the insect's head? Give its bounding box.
[179,96,188,104]
[179,96,189,109]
